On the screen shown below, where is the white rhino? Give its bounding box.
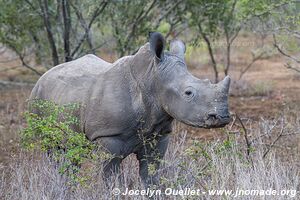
[30,32,231,185]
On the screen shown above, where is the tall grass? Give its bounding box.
[1,114,299,200]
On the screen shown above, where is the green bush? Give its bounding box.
[21,99,98,184]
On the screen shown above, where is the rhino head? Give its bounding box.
[149,32,231,128]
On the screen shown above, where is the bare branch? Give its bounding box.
[70,2,108,57]
[262,119,285,159]
[165,18,182,39]
[18,54,43,76]
[273,34,300,63]
[123,0,158,53]
[153,0,184,29]
[24,0,41,15]
[237,116,250,154]
[178,163,208,192]
[5,43,42,76]
[274,27,300,39]
[77,40,110,58]
[70,2,94,53]
[246,1,296,20]
[285,63,300,73]
[239,51,264,80]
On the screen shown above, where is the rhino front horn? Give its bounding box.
[219,76,231,93]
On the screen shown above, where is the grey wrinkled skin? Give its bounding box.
[29,32,231,186]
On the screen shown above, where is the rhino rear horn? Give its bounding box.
[149,32,165,60]
[170,39,186,59]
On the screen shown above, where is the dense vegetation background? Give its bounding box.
[1,0,299,81]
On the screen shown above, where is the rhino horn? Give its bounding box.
[170,39,186,59]
[219,76,231,93]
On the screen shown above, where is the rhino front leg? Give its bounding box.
[136,134,170,187]
[94,137,124,182]
[103,157,122,176]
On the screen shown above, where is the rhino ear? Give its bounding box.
[149,32,165,60]
[170,39,186,59]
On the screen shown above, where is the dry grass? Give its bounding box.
[0,112,299,199]
[0,87,31,169]
[230,79,274,97]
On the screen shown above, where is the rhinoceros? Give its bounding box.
[29,32,231,185]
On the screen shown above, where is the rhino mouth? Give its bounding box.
[181,115,231,129]
[202,115,231,128]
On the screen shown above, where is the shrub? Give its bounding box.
[21,99,100,184]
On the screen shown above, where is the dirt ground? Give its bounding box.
[0,37,300,168]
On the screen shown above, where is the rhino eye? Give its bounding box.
[183,87,196,101]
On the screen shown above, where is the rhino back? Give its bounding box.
[30,54,111,104]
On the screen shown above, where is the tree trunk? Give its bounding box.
[198,24,219,83]
[224,31,231,76]
[39,0,59,66]
[62,0,72,62]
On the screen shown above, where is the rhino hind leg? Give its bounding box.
[135,134,170,187]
